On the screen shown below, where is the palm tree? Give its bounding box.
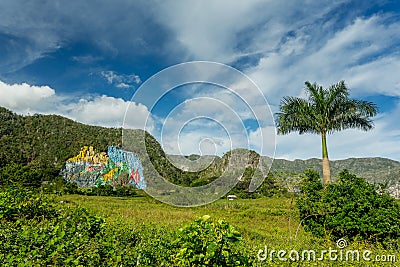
[275,81,377,186]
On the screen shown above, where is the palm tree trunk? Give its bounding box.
[321,132,331,187]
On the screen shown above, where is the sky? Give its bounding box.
[0,0,399,161]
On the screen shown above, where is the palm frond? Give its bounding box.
[275,80,378,135]
[275,96,319,135]
[329,99,378,132]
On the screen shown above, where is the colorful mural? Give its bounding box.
[60,146,146,189]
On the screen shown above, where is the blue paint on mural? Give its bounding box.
[108,146,146,189]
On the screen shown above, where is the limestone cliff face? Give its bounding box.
[60,146,146,189]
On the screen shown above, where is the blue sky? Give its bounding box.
[0,0,399,161]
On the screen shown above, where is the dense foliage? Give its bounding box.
[41,177,141,197]
[297,169,400,245]
[0,186,253,266]
[172,215,251,266]
[0,186,116,266]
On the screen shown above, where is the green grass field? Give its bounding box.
[57,194,399,266]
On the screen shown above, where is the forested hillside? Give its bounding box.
[0,107,121,184]
[1,106,399,193]
[0,107,223,187]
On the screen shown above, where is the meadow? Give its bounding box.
[57,194,399,266]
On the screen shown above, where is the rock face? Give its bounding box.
[60,146,146,189]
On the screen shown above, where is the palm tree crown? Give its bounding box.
[275,80,378,185]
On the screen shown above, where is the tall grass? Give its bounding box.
[58,194,399,266]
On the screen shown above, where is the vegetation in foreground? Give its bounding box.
[298,170,400,245]
[2,171,399,266]
[0,186,252,266]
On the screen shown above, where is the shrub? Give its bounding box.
[171,215,251,266]
[41,178,139,197]
[0,186,113,266]
[0,186,254,266]
[0,185,57,221]
[0,164,43,187]
[297,169,400,245]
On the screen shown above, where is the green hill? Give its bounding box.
[0,107,219,187]
[1,106,399,193]
[0,106,120,180]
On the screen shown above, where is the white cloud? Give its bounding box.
[100,70,141,88]
[248,126,276,157]
[328,104,400,160]
[242,13,400,160]
[3,2,397,101]
[157,92,276,157]
[153,1,349,63]
[116,83,131,89]
[0,79,154,129]
[66,95,153,129]
[346,56,400,97]
[162,128,232,156]
[153,0,266,62]
[159,97,248,156]
[0,80,56,114]
[248,14,400,105]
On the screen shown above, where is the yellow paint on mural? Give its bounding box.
[102,167,118,181]
[68,146,109,164]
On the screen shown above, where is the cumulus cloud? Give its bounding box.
[0,80,56,114]
[66,95,153,129]
[247,14,400,105]
[157,92,275,157]
[152,0,266,62]
[0,80,153,129]
[148,1,394,107]
[346,56,400,97]
[152,1,348,63]
[158,96,247,156]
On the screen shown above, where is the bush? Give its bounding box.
[171,215,251,266]
[0,164,43,187]
[297,169,400,245]
[0,187,115,266]
[0,185,57,221]
[41,178,140,197]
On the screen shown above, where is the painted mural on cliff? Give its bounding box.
[60,146,146,189]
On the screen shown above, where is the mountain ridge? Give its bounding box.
[1,106,399,190]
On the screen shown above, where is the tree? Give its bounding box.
[275,81,377,186]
